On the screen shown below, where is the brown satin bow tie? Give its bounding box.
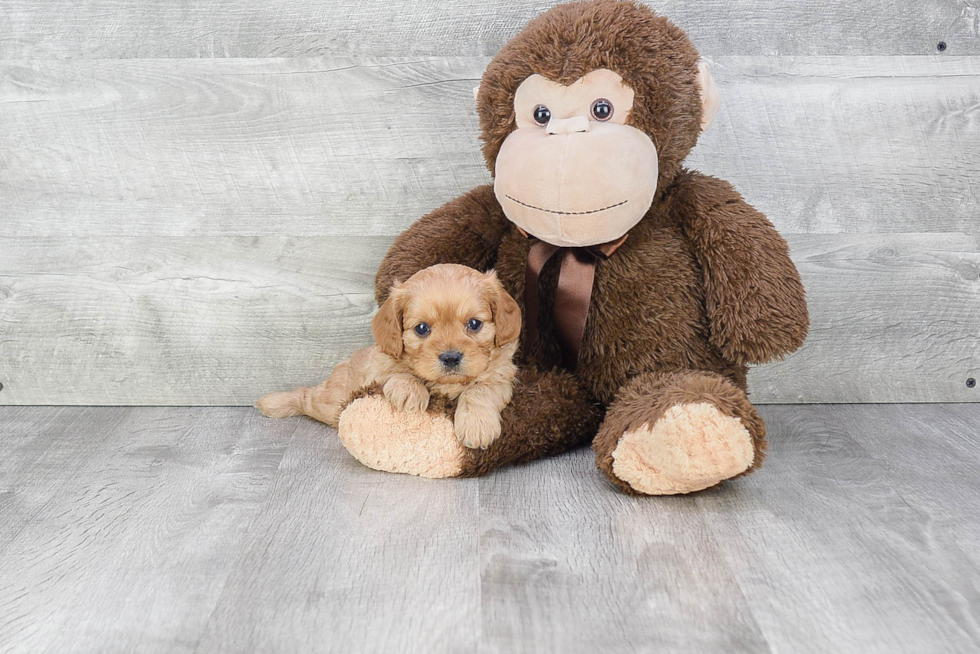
[522,230,628,369]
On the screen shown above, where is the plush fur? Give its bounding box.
[476,0,703,195]
[344,0,808,493]
[339,395,467,479]
[612,403,754,495]
[591,370,768,494]
[336,367,604,479]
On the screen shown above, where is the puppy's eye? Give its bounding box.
[591,99,613,121]
[466,318,483,332]
[532,105,551,126]
[414,323,431,337]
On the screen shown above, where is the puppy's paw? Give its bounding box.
[454,405,502,450]
[256,391,302,418]
[383,377,430,413]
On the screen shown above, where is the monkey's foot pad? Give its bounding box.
[611,401,754,495]
[338,396,464,478]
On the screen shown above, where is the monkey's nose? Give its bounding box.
[546,115,590,135]
[439,350,464,369]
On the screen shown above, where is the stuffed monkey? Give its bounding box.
[336,0,808,495]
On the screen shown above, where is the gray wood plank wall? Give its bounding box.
[0,2,978,405]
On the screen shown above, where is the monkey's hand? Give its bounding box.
[678,174,809,364]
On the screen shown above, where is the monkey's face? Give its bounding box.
[493,69,659,248]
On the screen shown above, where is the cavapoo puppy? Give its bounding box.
[256,264,521,449]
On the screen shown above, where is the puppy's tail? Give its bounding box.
[256,355,363,427]
[256,380,346,428]
[256,389,307,419]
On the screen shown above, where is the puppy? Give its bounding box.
[257,264,521,449]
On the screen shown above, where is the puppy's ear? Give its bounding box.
[372,284,405,358]
[485,271,522,347]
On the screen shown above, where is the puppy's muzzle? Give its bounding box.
[438,350,463,370]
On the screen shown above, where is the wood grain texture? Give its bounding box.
[0,406,131,550]
[0,236,384,405]
[0,407,296,653]
[698,404,980,653]
[750,232,980,403]
[1,404,978,652]
[1,44,978,404]
[2,56,978,237]
[195,413,481,653]
[688,56,980,235]
[477,455,771,652]
[1,0,978,59]
[0,231,977,405]
[0,57,488,239]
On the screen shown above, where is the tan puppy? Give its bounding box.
[257,264,521,449]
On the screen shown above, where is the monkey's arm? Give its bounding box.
[375,184,509,304]
[676,173,809,364]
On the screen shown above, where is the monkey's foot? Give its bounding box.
[337,396,464,478]
[610,402,755,495]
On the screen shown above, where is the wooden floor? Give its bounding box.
[1,404,978,653]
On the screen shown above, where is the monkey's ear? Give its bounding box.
[372,285,405,358]
[485,271,522,348]
[472,85,480,103]
[696,60,720,132]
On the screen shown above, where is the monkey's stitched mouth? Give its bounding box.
[505,195,628,215]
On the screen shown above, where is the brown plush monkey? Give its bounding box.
[337,0,809,495]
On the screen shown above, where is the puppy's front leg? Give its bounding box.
[383,373,430,413]
[454,383,510,450]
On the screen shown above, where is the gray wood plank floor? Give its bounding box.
[1,404,978,653]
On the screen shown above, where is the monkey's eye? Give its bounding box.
[466,318,483,332]
[591,99,613,121]
[414,323,431,337]
[532,105,551,126]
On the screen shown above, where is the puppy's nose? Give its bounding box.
[439,350,463,369]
